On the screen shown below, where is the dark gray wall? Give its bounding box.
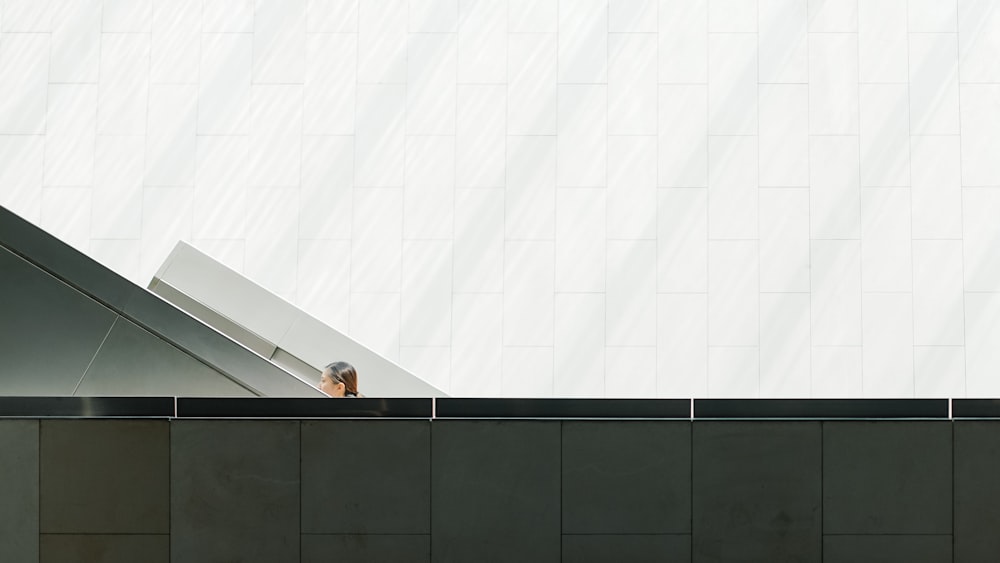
[0,418,989,562]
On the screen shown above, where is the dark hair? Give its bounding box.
[324,361,359,397]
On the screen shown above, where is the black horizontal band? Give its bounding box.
[0,396,175,418]
[694,399,949,419]
[952,399,1000,418]
[0,397,980,420]
[434,398,691,419]
[175,397,433,418]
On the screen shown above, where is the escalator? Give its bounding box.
[0,204,322,397]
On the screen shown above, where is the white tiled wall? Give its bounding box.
[1,0,998,398]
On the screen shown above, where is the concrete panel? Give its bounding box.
[302,421,430,534]
[563,535,692,563]
[0,247,117,395]
[171,420,299,563]
[40,420,168,533]
[955,420,1000,562]
[40,535,169,563]
[562,421,690,534]
[824,535,952,563]
[76,318,253,397]
[431,421,560,563]
[823,421,952,534]
[301,535,429,563]
[0,421,39,563]
[692,422,821,563]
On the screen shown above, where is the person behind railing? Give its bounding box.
[319,361,361,397]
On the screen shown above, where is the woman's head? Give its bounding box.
[319,361,358,397]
